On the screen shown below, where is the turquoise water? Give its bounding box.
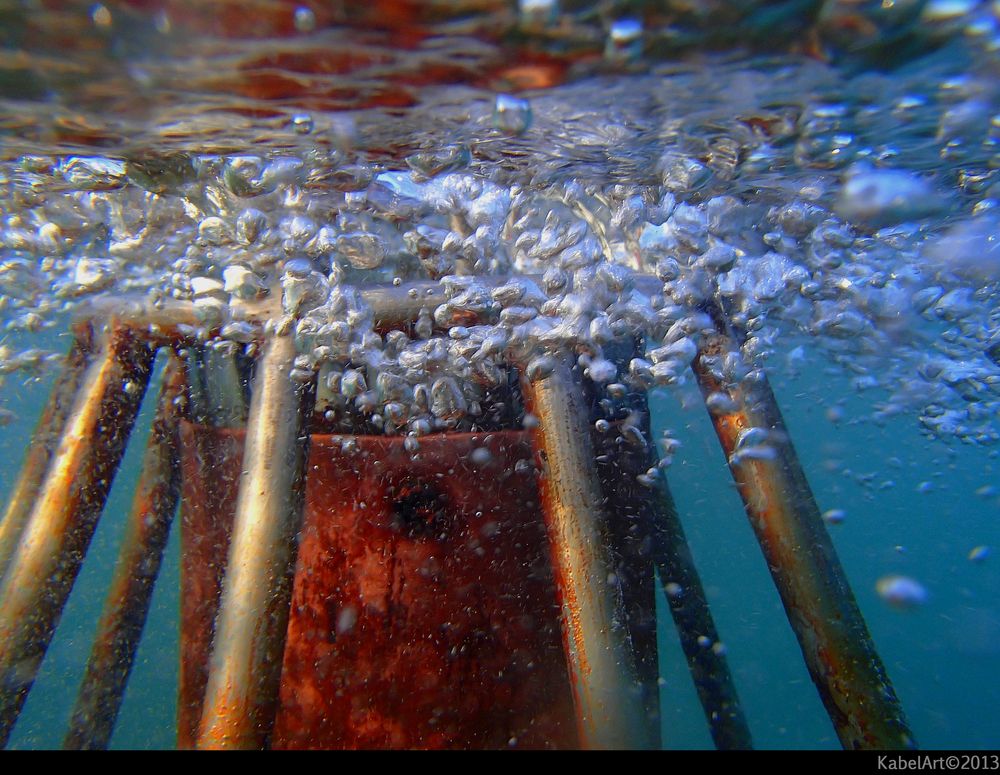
[1,335,996,749]
[1,0,999,751]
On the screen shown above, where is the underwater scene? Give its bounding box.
[0,0,998,750]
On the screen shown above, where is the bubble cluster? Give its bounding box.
[0,3,996,455]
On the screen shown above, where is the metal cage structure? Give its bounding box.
[0,276,916,750]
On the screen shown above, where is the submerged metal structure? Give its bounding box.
[0,276,915,750]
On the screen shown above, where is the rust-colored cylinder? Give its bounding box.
[64,356,184,750]
[0,326,155,746]
[178,423,578,749]
[692,310,914,750]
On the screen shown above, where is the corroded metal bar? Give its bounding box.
[692,310,915,750]
[650,479,753,750]
[0,324,94,584]
[63,355,185,750]
[0,325,155,747]
[73,275,664,336]
[589,342,749,749]
[520,357,652,750]
[195,333,315,749]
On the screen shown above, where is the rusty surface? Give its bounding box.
[195,334,314,750]
[520,358,653,750]
[63,354,185,749]
[0,324,155,747]
[0,323,94,584]
[692,312,914,750]
[178,425,577,749]
[176,419,243,749]
[275,430,577,749]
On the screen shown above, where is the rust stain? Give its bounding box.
[178,424,577,749]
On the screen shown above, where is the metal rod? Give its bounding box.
[520,357,653,750]
[63,355,185,750]
[691,309,915,750]
[0,325,94,584]
[649,479,753,750]
[589,341,750,749]
[195,333,314,749]
[73,275,664,337]
[0,325,155,747]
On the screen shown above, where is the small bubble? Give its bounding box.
[293,6,316,32]
[519,0,558,27]
[606,18,643,62]
[968,546,991,563]
[336,606,357,635]
[493,94,532,135]
[289,114,314,134]
[705,391,738,415]
[91,4,112,28]
[876,575,928,609]
[822,508,847,525]
[469,446,493,468]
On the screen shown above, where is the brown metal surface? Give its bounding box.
[520,357,653,750]
[0,324,93,583]
[176,419,243,748]
[178,424,578,749]
[63,354,185,750]
[194,333,314,750]
[0,325,155,747]
[275,430,576,749]
[692,311,915,750]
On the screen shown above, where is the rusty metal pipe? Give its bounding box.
[73,275,664,337]
[692,310,915,750]
[650,479,753,750]
[62,355,185,750]
[0,325,94,584]
[520,357,653,750]
[195,333,314,749]
[587,342,750,750]
[0,325,155,747]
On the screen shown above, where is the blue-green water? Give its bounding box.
[1,0,999,751]
[2,334,996,749]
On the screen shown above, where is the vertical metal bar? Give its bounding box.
[520,357,653,750]
[0,324,94,583]
[649,479,753,750]
[63,355,185,750]
[0,325,155,747]
[589,340,750,749]
[195,333,314,749]
[692,311,915,750]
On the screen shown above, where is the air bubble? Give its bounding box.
[493,95,532,135]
